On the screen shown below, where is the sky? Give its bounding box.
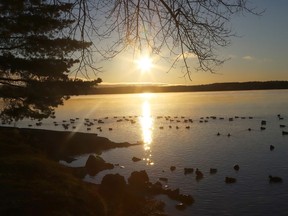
[91,0,288,86]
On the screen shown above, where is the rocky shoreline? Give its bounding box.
[0,126,195,215]
[0,126,138,159]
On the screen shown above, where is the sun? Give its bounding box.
[136,56,153,72]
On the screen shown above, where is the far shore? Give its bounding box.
[90,81,288,95]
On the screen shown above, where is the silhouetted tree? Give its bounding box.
[0,0,101,120]
[61,0,260,78]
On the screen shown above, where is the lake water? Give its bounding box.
[4,90,288,215]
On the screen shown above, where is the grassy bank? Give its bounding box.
[0,127,107,215]
[0,127,166,216]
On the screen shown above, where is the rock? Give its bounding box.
[184,168,194,175]
[166,188,180,200]
[178,194,194,205]
[99,173,126,197]
[164,188,194,205]
[225,177,237,184]
[159,177,168,182]
[128,170,149,188]
[132,156,142,162]
[149,181,163,194]
[175,203,186,210]
[85,154,114,176]
[62,156,76,163]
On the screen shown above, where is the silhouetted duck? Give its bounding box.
[248,128,252,131]
[170,166,176,171]
[269,175,282,183]
[270,145,275,151]
[210,168,217,174]
[225,177,236,184]
[217,132,220,136]
[233,164,240,171]
[280,125,286,128]
[261,120,266,125]
[184,168,194,175]
[282,131,288,135]
[195,168,203,178]
[260,127,266,130]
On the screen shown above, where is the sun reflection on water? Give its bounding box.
[139,97,154,165]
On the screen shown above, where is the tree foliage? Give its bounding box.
[65,0,259,78]
[0,0,101,120]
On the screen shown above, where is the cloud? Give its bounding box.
[242,55,254,61]
[175,51,197,60]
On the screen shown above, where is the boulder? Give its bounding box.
[132,156,142,162]
[99,173,127,198]
[128,170,149,188]
[159,177,168,182]
[85,154,114,176]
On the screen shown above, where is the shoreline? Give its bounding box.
[90,81,288,95]
[0,126,139,159]
[0,126,169,215]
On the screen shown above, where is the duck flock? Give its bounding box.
[1,113,287,186]
[1,113,288,211]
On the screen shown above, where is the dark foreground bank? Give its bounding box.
[1,127,192,215]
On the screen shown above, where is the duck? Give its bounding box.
[184,168,194,175]
[269,175,282,183]
[170,166,176,171]
[195,168,203,178]
[233,164,240,171]
[210,168,217,174]
[225,177,236,184]
[270,145,275,151]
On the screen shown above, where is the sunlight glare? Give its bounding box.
[136,56,153,72]
[139,100,154,165]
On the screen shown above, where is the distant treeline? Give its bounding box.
[89,81,288,94]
